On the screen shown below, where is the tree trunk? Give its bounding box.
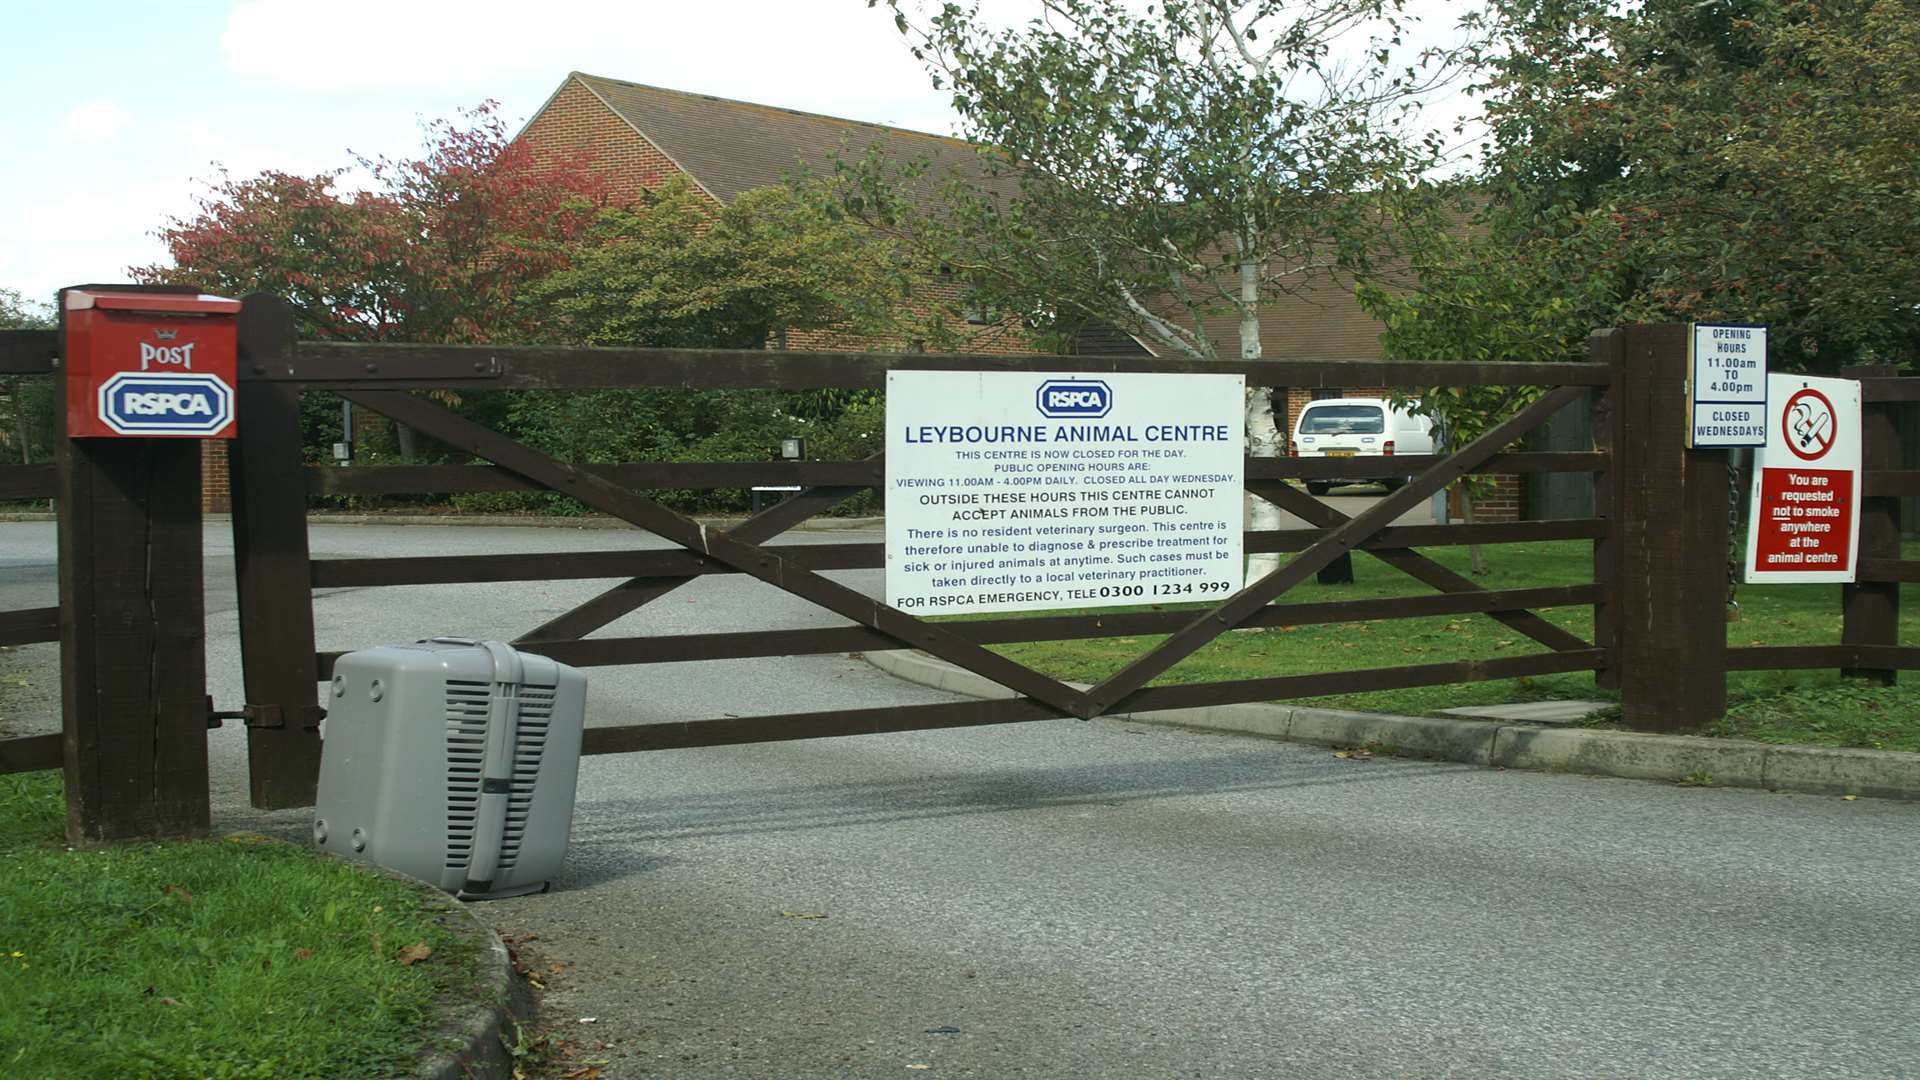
[11,378,28,464]
[1461,492,1489,576]
[1239,239,1284,583]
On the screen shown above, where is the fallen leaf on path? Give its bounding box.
[396,942,432,967]
[781,911,829,920]
[559,1067,604,1080]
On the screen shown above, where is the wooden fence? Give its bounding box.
[0,305,1913,841]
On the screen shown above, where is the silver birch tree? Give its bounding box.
[843,0,1467,579]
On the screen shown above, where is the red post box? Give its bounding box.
[63,287,241,439]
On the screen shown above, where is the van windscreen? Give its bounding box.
[1298,405,1385,434]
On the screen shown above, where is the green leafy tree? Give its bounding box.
[0,289,55,466]
[846,0,1467,576]
[1378,0,1920,374]
[468,177,914,515]
[525,176,912,349]
[135,103,607,463]
[137,103,605,345]
[1356,199,1625,570]
[1361,0,1920,568]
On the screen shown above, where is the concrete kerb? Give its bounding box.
[215,838,531,1079]
[861,649,1920,801]
[347,857,533,1080]
[417,905,533,1080]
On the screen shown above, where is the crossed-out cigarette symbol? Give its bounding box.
[1782,387,1837,461]
[1790,401,1829,449]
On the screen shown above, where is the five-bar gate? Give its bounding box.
[1,303,1914,838]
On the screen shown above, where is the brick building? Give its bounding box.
[507,71,1522,519]
[514,74,1386,377]
[515,72,1054,356]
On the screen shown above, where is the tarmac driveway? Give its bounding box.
[1,518,1916,1078]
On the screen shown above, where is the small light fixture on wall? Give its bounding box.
[780,437,806,460]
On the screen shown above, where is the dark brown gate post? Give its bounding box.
[56,298,210,842]
[1590,328,1622,691]
[1841,364,1901,684]
[1609,323,1728,731]
[230,294,324,809]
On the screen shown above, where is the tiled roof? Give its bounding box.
[568,72,999,205]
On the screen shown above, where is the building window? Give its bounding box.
[1311,387,1344,400]
[964,294,998,325]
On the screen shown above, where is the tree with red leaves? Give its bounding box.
[137,102,605,345]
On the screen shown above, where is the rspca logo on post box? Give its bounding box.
[97,372,234,436]
[1035,379,1112,419]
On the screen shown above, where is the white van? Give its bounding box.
[1290,397,1435,496]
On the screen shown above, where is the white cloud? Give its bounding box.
[171,120,353,184]
[60,101,132,142]
[0,181,195,295]
[219,0,964,132]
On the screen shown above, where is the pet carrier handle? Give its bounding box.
[461,640,525,895]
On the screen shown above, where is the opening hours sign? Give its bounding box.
[1744,372,1862,583]
[1686,323,1767,448]
[885,371,1245,616]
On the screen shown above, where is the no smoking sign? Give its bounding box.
[1745,374,1862,584]
[1782,387,1835,461]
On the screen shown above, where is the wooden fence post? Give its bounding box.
[1610,324,1728,731]
[1590,328,1622,691]
[230,295,324,809]
[56,311,210,842]
[1841,364,1901,684]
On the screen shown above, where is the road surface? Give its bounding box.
[1,516,1915,1079]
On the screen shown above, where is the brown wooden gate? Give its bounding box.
[224,296,1621,809]
[5,307,1914,834]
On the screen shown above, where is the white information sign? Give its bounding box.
[1743,372,1862,584]
[1687,323,1768,448]
[886,371,1245,616]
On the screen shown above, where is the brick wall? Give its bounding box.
[200,441,230,513]
[520,79,691,204]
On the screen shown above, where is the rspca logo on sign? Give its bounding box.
[1035,379,1112,419]
[97,372,234,436]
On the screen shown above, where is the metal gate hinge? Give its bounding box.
[205,700,325,732]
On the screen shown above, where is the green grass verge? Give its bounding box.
[0,772,478,1080]
[980,538,1920,752]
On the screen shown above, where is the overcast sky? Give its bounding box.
[0,0,1478,309]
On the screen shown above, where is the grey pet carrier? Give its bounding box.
[313,638,587,899]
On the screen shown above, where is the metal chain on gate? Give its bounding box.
[1726,458,1742,621]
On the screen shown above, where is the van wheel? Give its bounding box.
[1306,481,1332,497]
[1381,478,1407,493]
